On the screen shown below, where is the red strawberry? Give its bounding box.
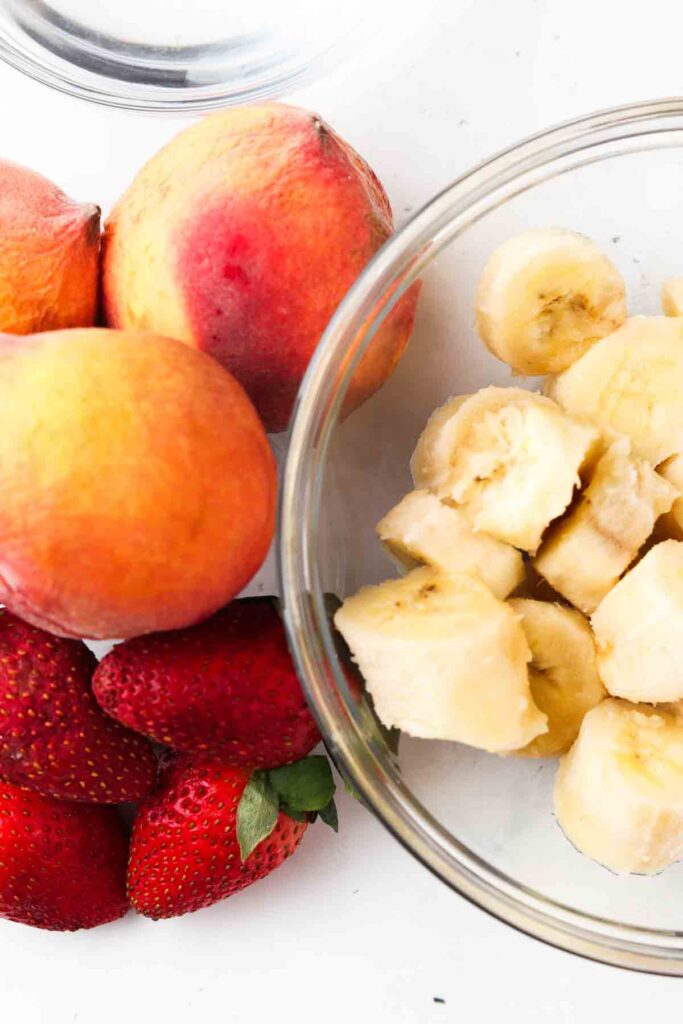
[128,757,308,919]
[0,778,128,930]
[0,609,157,802]
[129,752,337,920]
[93,598,321,769]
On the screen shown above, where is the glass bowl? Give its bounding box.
[0,0,374,111]
[280,98,683,975]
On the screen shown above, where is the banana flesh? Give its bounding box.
[508,598,605,758]
[555,699,683,874]
[591,540,683,702]
[516,561,566,603]
[410,389,502,493]
[476,228,626,375]
[377,489,524,599]
[657,454,683,540]
[550,316,683,465]
[534,437,677,613]
[334,566,547,753]
[661,278,683,317]
[332,228,683,878]
[411,387,598,553]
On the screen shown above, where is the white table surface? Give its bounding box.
[3,1,683,1019]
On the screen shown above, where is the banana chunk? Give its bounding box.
[411,387,598,552]
[476,228,626,375]
[377,489,524,599]
[333,567,546,753]
[509,599,605,758]
[550,316,683,465]
[534,438,677,613]
[591,540,683,702]
[555,699,683,874]
[661,278,683,316]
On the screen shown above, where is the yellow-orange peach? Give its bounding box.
[102,103,418,433]
[0,328,276,639]
[0,160,99,333]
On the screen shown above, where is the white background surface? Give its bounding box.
[3,0,683,1020]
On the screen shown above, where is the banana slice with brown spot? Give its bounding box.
[476,228,626,375]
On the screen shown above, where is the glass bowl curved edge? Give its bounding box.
[280,97,683,975]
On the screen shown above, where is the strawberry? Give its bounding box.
[0,778,128,930]
[0,609,157,802]
[128,753,337,920]
[93,598,321,769]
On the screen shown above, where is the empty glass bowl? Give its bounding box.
[0,0,374,110]
[280,98,683,974]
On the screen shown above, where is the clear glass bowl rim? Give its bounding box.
[0,1,348,112]
[280,97,683,976]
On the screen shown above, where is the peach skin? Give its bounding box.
[0,160,99,333]
[102,103,419,432]
[0,328,276,639]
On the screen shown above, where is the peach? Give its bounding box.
[0,160,99,333]
[0,328,275,639]
[102,103,418,432]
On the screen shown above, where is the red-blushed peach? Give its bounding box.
[102,103,419,432]
[0,160,99,333]
[0,328,275,639]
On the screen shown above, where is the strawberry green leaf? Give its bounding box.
[237,771,279,861]
[318,798,339,832]
[268,755,335,812]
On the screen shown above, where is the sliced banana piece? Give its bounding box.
[591,540,683,702]
[377,489,524,599]
[534,438,677,613]
[411,387,598,553]
[476,228,627,375]
[555,699,683,874]
[508,599,604,758]
[550,316,683,465]
[333,566,546,753]
[661,278,683,316]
